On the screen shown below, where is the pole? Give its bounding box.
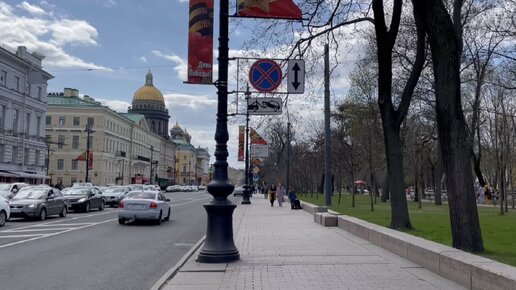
[197,0,239,263]
[242,85,251,204]
[85,124,91,183]
[324,44,332,207]
[150,145,153,184]
[286,121,291,195]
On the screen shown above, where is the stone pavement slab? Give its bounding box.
[161,196,467,290]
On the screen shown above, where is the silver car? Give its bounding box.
[118,191,171,225]
[103,186,131,207]
[9,186,68,220]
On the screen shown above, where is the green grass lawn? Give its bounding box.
[299,192,516,267]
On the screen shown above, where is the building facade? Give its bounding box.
[46,89,175,187]
[0,46,53,183]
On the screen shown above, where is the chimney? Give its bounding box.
[63,88,79,97]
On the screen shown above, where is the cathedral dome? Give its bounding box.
[132,70,164,103]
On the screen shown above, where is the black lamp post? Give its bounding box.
[85,123,93,183]
[150,145,154,184]
[197,0,239,263]
[241,86,251,204]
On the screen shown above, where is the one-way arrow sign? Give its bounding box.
[287,59,305,94]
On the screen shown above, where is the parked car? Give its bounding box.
[233,186,245,196]
[0,195,10,226]
[102,186,131,207]
[8,186,68,220]
[72,182,93,188]
[63,187,105,212]
[165,185,182,192]
[0,182,29,200]
[118,191,171,225]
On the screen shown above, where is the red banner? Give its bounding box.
[88,151,93,170]
[237,0,302,20]
[187,0,214,84]
[238,126,245,161]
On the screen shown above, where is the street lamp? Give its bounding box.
[85,123,93,183]
[150,145,154,184]
[197,0,239,263]
[241,86,251,204]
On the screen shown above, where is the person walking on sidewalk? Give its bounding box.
[277,183,285,207]
[268,184,277,207]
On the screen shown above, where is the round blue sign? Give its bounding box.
[253,174,260,182]
[249,59,282,93]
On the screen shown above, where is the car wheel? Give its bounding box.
[0,210,6,227]
[164,208,171,221]
[59,206,67,217]
[99,201,105,211]
[84,202,90,213]
[39,208,47,221]
[118,218,125,225]
[155,211,162,225]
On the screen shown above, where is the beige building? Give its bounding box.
[46,88,175,187]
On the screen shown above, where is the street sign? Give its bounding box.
[287,59,305,94]
[249,59,282,93]
[247,97,282,115]
[251,144,269,158]
[252,166,260,174]
[253,174,260,182]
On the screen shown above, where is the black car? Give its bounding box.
[9,186,68,220]
[63,187,105,212]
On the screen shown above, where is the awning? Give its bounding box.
[0,171,18,178]
[6,171,49,179]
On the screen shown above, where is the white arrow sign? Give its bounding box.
[287,59,305,94]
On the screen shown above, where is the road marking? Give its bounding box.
[3,228,74,232]
[0,218,117,249]
[0,234,44,238]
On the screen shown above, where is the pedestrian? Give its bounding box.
[277,182,285,207]
[477,184,485,204]
[268,184,277,207]
[484,185,492,205]
[288,187,301,209]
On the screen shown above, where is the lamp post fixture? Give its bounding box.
[197,0,239,263]
[241,85,251,204]
[85,123,93,183]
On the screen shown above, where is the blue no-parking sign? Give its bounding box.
[249,59,282,93]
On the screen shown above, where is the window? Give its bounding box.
[38,87,42,100]
[0,70,6,86]
[0,144,3,162]
[0,104,4,133]
[25,112,30,137]
[87,117,94,126]
[59,116,65,126]
[57,159,64,170]
[46,116,51,125]
[15,76,20,91]
[58,135,65,149]
[12,109,18,134]
[71,160,78,170]
[12,146,18,163]
[73,117,80,126]
[36,116,41,136]
[24,148,29,165]
[72,135,79,149]
[183,165,187,173]
[45,134,50,142]
[35,150,40,166]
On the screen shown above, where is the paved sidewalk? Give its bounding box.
[159,196,466,290]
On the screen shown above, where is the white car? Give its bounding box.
[118,191,171,225]
[0,182,29,200]
[0,195,10,227]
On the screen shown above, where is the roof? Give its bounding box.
[47,94,102,107]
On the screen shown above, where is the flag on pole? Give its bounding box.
[88,151,93,170]
[187,0,214,84]
[238,126,245,161]
[74,151,87,161]
[250,128,268,145]
[237,0,302,20]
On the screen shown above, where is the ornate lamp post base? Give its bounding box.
[241,185,251,204]
[198,203,240,263]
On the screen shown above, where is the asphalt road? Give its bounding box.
[0,190,215,290]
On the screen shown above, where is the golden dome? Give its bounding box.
[132,70,164,103]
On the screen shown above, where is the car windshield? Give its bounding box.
[63,188,89,196]
[104,187,124,193]
[0,184,11,191]
[126,192,156,200]
[11,188,47,200]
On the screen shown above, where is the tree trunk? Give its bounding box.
[434,143,443,205]
[382,122,412,229]
[381,172,389,202]
[413,0,484,252]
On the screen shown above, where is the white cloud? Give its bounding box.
[95,98,131,112]
[0,1,108,70]
[139,56,147,63]
[17,1,46,16]
[151,50,187,81]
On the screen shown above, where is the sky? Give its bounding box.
[1,0,364,169]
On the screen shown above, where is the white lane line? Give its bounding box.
[170,197,211,207]
[4,228,75,232]
[0,234,44,238]
[35,223,94,226]
[0,218,117,249]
